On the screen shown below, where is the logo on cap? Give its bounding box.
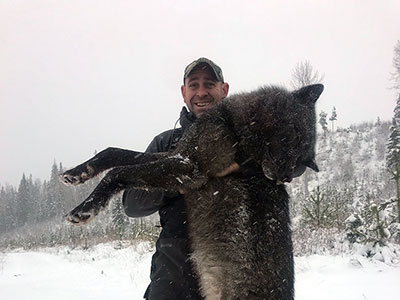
[183,57,224,83]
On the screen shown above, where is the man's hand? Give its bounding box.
[179,162,240,194]
[216,162,240,177]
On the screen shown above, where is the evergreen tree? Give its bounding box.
[0,186,7,233]
[392,40,400,89]
[35,178,45,222]
[303,186,334,228]
[386,39,400,222]
[318,111,328,136]
[346,196,395,247]
[111,196,129,241]
[58,162,75,214]
[26,175,36,224]
[329,106,337,132]
[369,202,392,246]
[326,185,351,230]
[0,185,18,232]
[376,117,382,126]
[44,162,64,219]
[386,94,400,222]
[16,174,31,227]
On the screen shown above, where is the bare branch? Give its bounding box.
[290,60,324,89]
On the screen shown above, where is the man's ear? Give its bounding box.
[181,84,186,101]
[222,82,229,98]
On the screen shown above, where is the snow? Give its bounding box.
[1,241,399,300]
[295,254,399,300]
[0,241,153,300]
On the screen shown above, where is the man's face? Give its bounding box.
[181,68,229,117]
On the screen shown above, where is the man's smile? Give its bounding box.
[194,101,212,108]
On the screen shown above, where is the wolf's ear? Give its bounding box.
[293,84,324,105]
[304,159,319,172]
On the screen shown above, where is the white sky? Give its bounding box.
[1,0,400,186]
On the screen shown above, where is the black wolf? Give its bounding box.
[60,84,323,300]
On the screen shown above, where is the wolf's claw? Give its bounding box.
[60,173,82,186]
[65,209,95,225]
[59,164,94,186]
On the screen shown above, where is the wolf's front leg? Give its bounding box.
[60,147,164,186]
[65,155,205,225]
[65,178,121,224]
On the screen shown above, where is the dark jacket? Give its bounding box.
[122,107,204,300]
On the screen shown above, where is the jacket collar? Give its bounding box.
[179,107,196,131]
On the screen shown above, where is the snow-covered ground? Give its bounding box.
[0,241,153,300]
[1,241,399,300]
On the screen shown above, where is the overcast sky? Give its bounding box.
[1,0,400,187]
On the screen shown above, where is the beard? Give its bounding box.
[189,95,216,116]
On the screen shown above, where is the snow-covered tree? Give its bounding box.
[0,185,18,233]
[111,196,129,241]
[16,174,34,227]
[329,106,337,132]
[376,117,382,126]
[0,186,13,233]
[303,186,335,229]
[369,201,393,246]
[346,198,395,247]
[318,111,328,136]
[386,94,400,222]
[386,40,400,223]
[392,40,400,90]
[45,163,62,218]
[26,175,42,224]
[327,185,352,230]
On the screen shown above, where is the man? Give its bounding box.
[122,58,309,299]
[122,58,229,300]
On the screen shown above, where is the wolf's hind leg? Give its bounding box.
[192,252,224,300]
[65,177,124,225]
[65,155,204,225]
[60,147,164,186]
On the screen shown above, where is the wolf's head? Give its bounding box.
[254,84,324,184]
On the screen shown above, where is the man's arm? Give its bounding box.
[122,188,167,217]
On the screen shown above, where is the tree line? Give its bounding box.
[1,110,398,255]
[0,162,159,249]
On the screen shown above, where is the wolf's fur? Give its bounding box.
[60,84,323,300]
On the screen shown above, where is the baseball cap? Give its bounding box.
[183,57,224,83]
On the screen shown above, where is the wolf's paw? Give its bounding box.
[65,203,98,225]
[60,164,95,186]
[65,210,94,225]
